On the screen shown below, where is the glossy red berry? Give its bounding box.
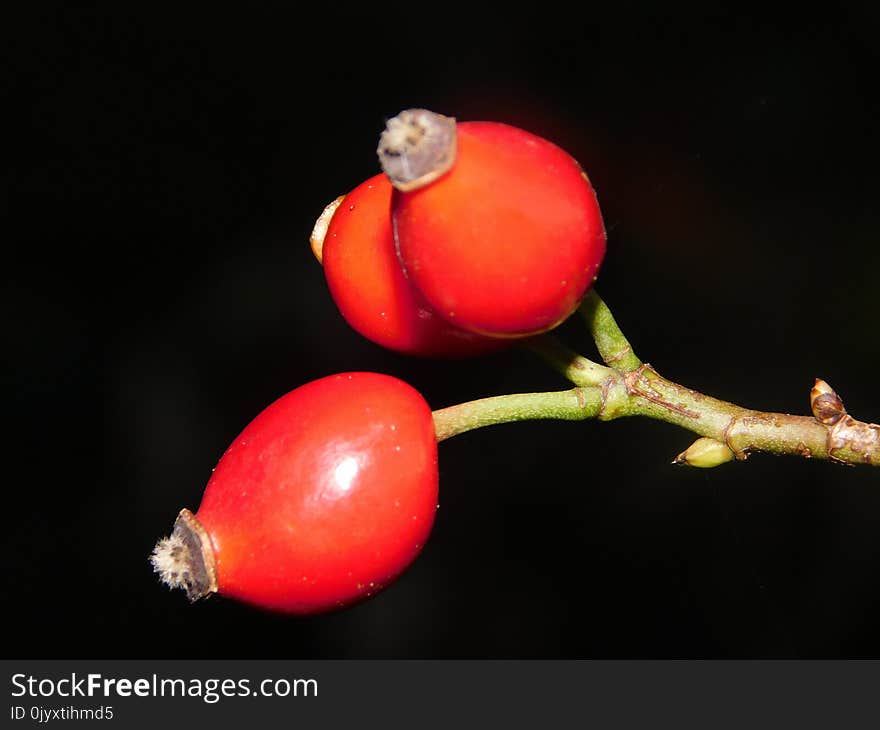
[379,109,607,337]
[313,174,505,357]
[151,372,439,614]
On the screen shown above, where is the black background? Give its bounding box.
[7,7,879,658]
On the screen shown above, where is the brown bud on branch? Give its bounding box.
[810,378,846,426]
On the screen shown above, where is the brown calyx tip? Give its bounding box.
[150,508,217,602]
[377,109,457,192]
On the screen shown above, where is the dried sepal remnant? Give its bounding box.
[310,196,344,264]
[150,508,217,602]
[377,109,457,192]
[151,535,192,589]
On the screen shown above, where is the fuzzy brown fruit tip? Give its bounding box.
[150,508,217,602]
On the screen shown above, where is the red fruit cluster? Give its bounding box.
[315,108,607,353]
[152,109,607,615]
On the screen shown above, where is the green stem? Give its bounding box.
[579,289,642,371]
[522,334,611,387]
[432,365,879,466]
[433,388,601,441]
[432,290,880,468]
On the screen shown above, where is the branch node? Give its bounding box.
[828,415,880,465]
[722,415,751,461]
[811,379,880,464]
[624,364,700,419]
[595,377,618,420]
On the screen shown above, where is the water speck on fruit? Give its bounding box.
[560,279,567,287]
[394,445,401,452]
[349,204,355,211]
[357,583,364,590]
[394,499,400,508]
[390,424,396,431]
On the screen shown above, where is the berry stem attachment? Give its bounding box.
[578,289,642,371]
[523,334,611,387]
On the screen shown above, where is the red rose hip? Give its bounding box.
[151,372,439,614]
[313,174,504,357]
[379,109,607,337]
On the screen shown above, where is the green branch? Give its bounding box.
[433,291,880,468]
[433,388,602,441]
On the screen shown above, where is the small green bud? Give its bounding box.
[673,437,735,468]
